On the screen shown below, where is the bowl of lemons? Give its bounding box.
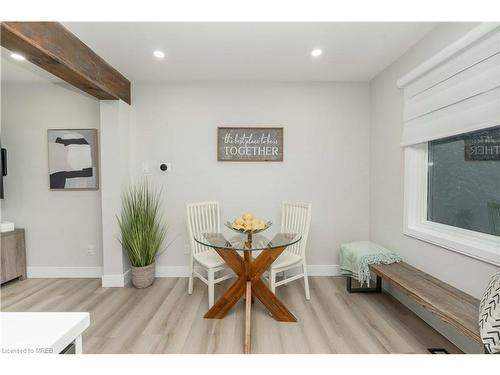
[225,213,271,234]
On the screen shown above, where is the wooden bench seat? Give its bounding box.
[368,262,481,343]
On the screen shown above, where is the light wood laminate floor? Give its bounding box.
[0,276,460,354]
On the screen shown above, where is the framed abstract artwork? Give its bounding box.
[47,129,99,190]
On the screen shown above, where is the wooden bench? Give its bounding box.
[348,261,481,343]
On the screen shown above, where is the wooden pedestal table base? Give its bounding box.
[204,246,297,354]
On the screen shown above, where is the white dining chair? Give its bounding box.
[186,201,233,308]
[268,201,312,300]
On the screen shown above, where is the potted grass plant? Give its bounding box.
[118,181,167,288]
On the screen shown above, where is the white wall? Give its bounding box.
[100,100,131,286]
[1,82,103,275]
[2,23,497,352]
[370,22,499,352]
[130,82,371,271]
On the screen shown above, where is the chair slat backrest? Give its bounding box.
[281,202,312,258]
[186,201,220,255]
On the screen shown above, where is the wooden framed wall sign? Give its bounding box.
[217,127,283,162]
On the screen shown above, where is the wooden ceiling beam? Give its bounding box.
[1,22,131,104]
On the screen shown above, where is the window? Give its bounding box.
[400,24,500,265]
[427,126,500,236]
[404,131,500,265]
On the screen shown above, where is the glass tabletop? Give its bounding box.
[194,232,301,251]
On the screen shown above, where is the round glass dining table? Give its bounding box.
[194,231,301,354]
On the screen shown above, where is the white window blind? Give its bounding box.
[400,24,500,146]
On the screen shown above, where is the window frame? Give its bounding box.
[403,143,500,265]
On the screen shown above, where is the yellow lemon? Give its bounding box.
[243,213,254,221]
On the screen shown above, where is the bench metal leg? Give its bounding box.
[346,276,381,293]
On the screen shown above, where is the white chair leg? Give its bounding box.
[269,269,276,294]
[208,269,215,308]
[188,258,194,295]
[303,263,310,300]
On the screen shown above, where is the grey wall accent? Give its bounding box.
[1,82,102,269]
[130,81,371,268]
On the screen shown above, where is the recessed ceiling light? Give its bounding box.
[10,53,26,61]
[153,50,165,59]
[311,49,323,57]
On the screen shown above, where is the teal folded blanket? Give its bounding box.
[340,241,402,286]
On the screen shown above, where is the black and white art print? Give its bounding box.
[48,129,99,190]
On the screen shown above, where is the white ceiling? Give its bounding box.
[1,47,64,83]
[59,22,437,83]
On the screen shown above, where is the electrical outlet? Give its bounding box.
[183,244,190,255]
[87,245,96,256]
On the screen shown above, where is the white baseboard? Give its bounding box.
[307,264,341,276]
[25,264,340,280]
[27,266,102,278]
[101,268,131,287]
[156,266,190,277]
[154,264,340,277]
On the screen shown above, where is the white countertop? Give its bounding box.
[1,312,90,354]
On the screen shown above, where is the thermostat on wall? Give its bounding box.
[159,162,171,173]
